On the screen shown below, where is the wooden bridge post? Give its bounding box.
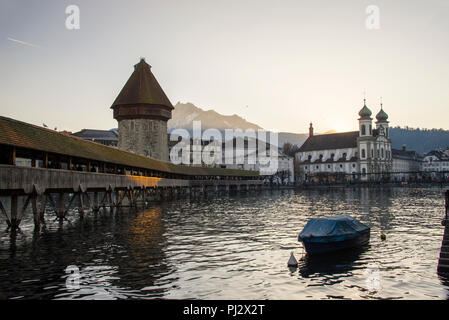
[93,191,99,212]
[108,190,114,208]
[445,190,449,222]
[78,192,84,219]
[39,194,47,223]
[31,193,39,229]
[57,192,65,219]
[10,195,18,230]
[115,189,121,207]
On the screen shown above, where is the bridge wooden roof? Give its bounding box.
[0,116,258,177]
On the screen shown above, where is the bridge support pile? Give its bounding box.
[438,190,449,273]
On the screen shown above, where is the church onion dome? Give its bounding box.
[376,107,388,121]
[358,100,372,119]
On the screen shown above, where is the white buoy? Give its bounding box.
[287,252,298,267]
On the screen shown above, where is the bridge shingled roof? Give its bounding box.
[0,116,258,177]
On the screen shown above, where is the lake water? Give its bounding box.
[1,187,449,300]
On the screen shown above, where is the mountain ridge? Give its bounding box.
[167,102,449,154]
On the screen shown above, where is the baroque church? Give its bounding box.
[296,100,392,183]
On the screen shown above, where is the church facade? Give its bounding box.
[296,100,392,183]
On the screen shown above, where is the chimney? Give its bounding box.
[309,122,314,137]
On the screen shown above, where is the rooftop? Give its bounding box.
[111,58,173,110]
[298,131,359,152]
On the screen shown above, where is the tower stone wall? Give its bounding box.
[118,119,168,161]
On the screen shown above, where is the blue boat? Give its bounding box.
[298,214,370,255]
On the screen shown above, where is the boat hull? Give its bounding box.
[301,229,370,255]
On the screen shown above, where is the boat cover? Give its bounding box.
[299,214,370,243]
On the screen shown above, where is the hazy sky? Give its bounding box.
[1,0,449,134]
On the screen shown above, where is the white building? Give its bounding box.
[421,150,449,180]
[391,145,422,182]
[168,135,295,184]
[296,100,393,183]
[219,137,295,184]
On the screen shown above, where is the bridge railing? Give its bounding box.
[0,165,262,196]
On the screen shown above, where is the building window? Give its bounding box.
[381,148,384,158]
[308,155,312,161]
[371,149,374,158]
[328,165,331,169]
[369,125,372,135]
[362,168,366,176]
[352,163,355,168]
[343,152,347,159]
[362,149,366,158]
[340,164,343,168]
[361,125,366,135]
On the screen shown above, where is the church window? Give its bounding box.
[362,149,366,158]
[381,148,384,158]
[343,152,347,159]
[361,125,366,135]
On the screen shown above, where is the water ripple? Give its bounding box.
[0,187,448,299]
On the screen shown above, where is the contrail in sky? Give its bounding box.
[7,37,41,48]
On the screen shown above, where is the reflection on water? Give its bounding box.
[0,187,448,299]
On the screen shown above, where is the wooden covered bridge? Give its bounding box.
[0,116,262,231]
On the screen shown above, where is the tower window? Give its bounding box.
[361,124,366,135]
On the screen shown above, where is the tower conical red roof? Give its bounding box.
[111,58,173,109]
